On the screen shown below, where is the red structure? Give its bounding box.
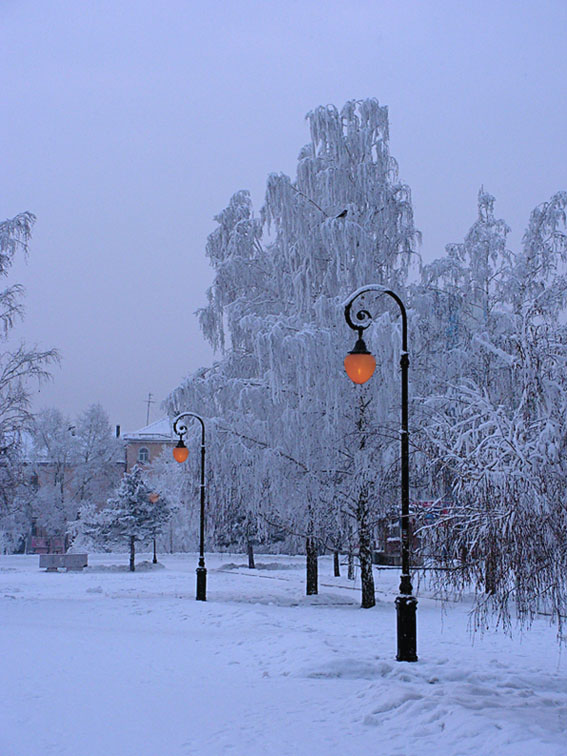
[27,525,67,555]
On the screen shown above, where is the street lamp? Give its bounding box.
[343,284,418,662]
[149,492,160,564]
[172,412,207,601]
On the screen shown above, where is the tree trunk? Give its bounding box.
[333,550,340,577]
[484,551,497,595]
[129,536,135,572]
[306,537,318,595]
[247,542,256,569]
[359,524,376,608]
[347,550,355,580]
[359,544,376,608]
[153,537,157,564]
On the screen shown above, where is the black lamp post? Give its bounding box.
[172,412,207,602]
[149,492,160,565]
[343,284,418,662]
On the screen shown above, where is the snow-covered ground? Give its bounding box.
[1,553,566,756]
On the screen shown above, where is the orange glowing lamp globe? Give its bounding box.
[344,337,376,384]
[173,440,189,463]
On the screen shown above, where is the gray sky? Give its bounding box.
[1,0,566,432]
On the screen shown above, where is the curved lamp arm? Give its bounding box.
[343,284,407,353]
[173,411,205,447]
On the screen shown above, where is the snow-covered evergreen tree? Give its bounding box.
[79,466,172,571]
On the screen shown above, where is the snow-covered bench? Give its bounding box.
[39,553,88,572]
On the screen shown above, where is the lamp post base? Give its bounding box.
[395,594,418,661]
[196,566,207,601]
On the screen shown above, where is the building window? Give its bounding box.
[138,447,149,464]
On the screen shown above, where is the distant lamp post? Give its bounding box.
[172,412,207,601]
[343,284,418,662]
[149,492,160,564]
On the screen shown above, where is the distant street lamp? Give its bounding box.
[149,492,160,564]
[343,284,418,662]
[172,412,207,601]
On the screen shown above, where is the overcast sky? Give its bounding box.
[1,0,566,432]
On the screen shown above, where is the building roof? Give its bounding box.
[122,417,175,442]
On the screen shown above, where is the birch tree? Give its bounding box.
[414,190,567,637]
[0,211,58,551]
[167,99,419,605]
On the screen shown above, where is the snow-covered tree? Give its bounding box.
[413,187,512,393]
[73,404,122,507]
[167,99,419,605]
[414,190,567,637]
[80,466,172,571]
[29,404,121,541]
[0,214,58,417]
[147,449,193,554]
[29,408,75,534]
[0,211,58,551]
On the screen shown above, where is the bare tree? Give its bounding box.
[0,211,58,552]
